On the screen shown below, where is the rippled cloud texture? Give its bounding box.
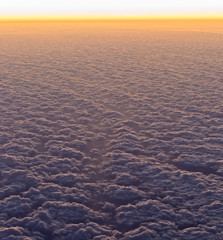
[0,21,223,239]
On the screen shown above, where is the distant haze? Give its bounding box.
[0,0,223,18]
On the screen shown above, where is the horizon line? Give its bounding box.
[0,14,223,22]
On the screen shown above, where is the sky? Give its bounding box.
[0,0,223,19]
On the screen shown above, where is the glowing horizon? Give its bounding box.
[0,0,223,21]
[0,15,223,22]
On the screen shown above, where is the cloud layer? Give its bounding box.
[0,23,223,239]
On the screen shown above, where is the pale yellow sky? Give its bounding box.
[0,0,223,18]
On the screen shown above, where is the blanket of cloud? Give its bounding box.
[0,22,223,239]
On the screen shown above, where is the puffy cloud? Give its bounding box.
[116,199,175,227]
[0,22,223,239]
[104,184,145,205]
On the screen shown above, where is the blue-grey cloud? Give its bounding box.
[0,22,223,239]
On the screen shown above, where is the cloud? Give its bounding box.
[0,22,223,239]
